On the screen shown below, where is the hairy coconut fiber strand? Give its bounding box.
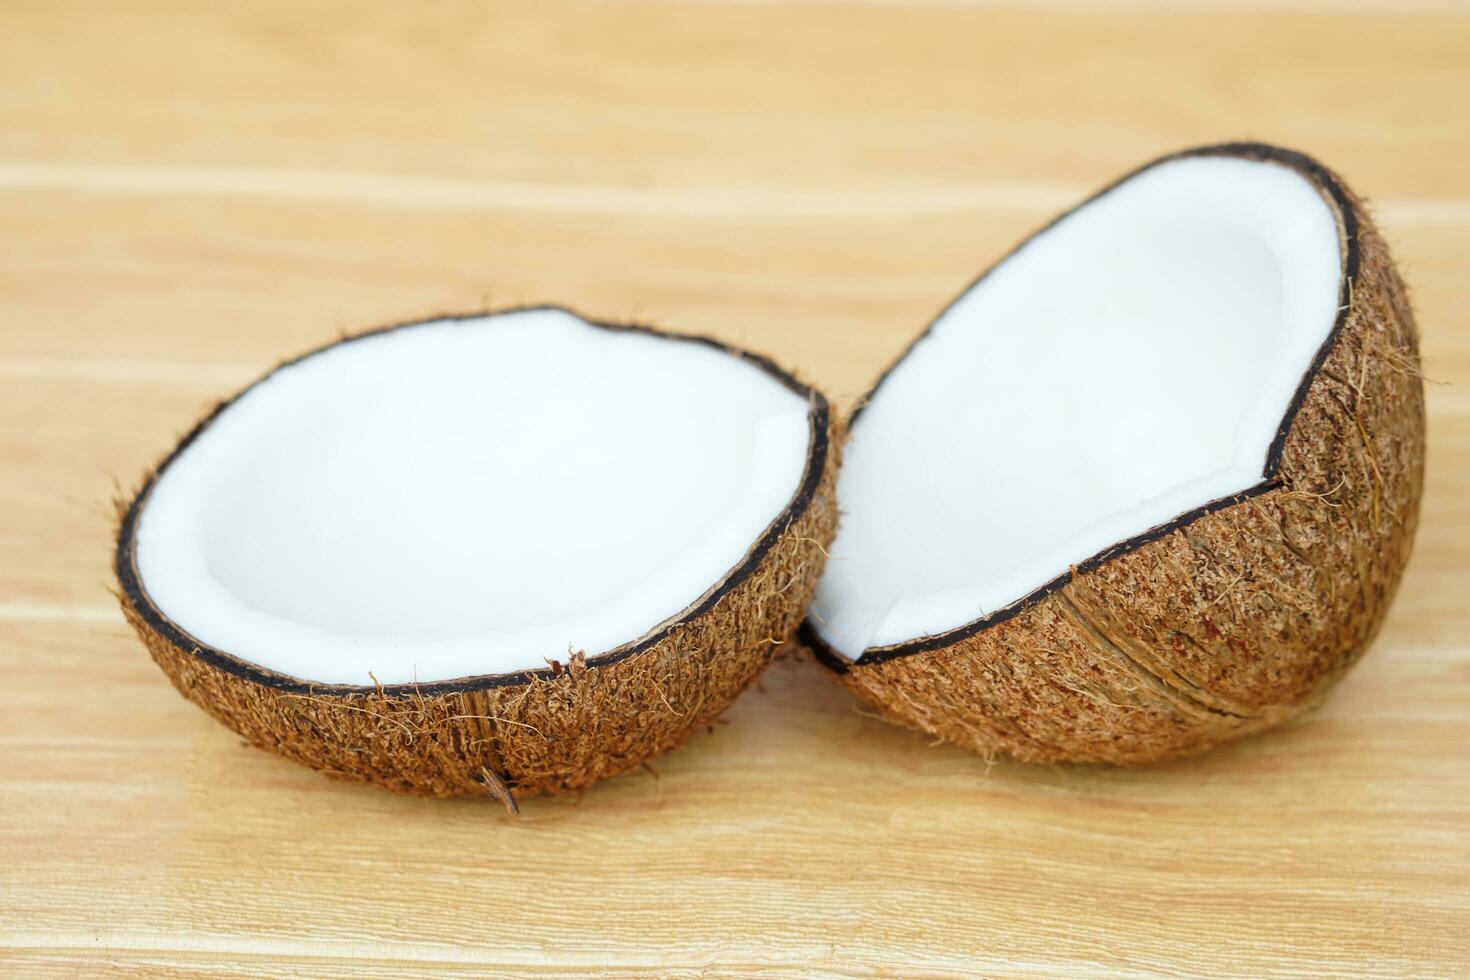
[815,152,1424,764]
[115,319,840,802]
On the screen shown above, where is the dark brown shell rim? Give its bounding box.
[116,306,832,697]
[804,141,1360,673]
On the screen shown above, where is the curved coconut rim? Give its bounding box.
[116,305,833,697]
[804,140,1360,673]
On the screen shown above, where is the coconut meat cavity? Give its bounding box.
[132,309,814,685]
[811,155,1344,661]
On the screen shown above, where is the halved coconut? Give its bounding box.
[116,307,837,801]
[803,143,1424,764]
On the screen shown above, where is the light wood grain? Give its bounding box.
[3,1,1469,976]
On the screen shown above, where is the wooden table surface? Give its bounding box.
[4,1,1469,976]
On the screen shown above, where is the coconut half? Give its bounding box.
[116,307,837,801]
[804,143,1424,764]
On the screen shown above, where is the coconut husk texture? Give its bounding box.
[115,311,840,802]
[807,143,1425,765]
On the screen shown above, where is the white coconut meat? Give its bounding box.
[811,154,1344,661]
[133,309,815,685]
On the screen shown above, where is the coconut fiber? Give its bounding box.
[116,315,840,803]
[806,144,1425,764]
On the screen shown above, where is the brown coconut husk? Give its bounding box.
[805,143,1425,764]
[116,310,840,802]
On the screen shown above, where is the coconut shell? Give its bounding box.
[805,144,1425,764]
[116,311,840,801]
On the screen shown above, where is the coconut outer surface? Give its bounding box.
[116,315,839,799]
[811,146,1425,764]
